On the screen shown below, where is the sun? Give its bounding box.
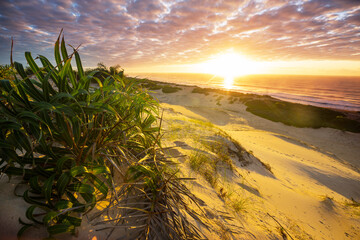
[195,51,258,89]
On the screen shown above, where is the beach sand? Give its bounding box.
[1,83,359,239]
[152,84,360,239]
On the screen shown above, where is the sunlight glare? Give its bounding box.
[195,51,258,89]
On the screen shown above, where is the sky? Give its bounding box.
[0,0,360,76]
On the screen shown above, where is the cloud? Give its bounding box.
[0,0,359,68]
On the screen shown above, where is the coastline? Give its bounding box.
[136,77,360,130]
[144,78,360,239]
[1,76,359,239]
[130,73,360,112]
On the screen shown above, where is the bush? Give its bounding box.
[0,31,205,239]
[245,99,360,132]
[0,64,14,79]
[162,85,182,93]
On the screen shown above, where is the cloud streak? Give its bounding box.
[0,0,359,70]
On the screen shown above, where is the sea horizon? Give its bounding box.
[129,72,360,112]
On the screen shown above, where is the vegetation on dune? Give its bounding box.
[162,85,182,93]
[0,64,14,80]
[163,115,251,215]
[138,79,183,93]
[245,99,360,132]
[191,86,360,133]
[84,62,124,82]
[191,86,258,102]
[0,31,206,239]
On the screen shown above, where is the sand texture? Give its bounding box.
[153,85,360,239]
[1,84,359,239]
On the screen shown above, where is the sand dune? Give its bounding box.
[1,84,359,239]
[153,85,360,239]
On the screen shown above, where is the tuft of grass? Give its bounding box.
[230,198,247,213]
[192,87,210,95]
[189,151,209,171]
[203,139,233,170]
[188,118,214,128]
[189,150,218,187]
[204,170,218,188]
[162,85,182,93]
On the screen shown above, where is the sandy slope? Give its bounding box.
[1,84,359,239]
[152,85,360,239]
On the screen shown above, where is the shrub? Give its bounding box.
[0,31,205,239]
[245,99,360,132]
[0,64,14,79]
[162,85,182,93]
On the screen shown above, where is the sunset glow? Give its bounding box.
[193,51,259,88]
[1,1,360,240]
[0,0,359,76]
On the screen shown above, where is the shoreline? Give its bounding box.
[133,77,360,132]
[129,73,360,112]
[134,76,360,114]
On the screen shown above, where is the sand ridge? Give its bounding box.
[152,85,360,239]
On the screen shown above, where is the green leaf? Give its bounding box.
[80,192,96,206]
[17,111,42,125]
[42,174,56,205]
[70,166,88,177]
[56,156,73,172]
[55,200,73,210]
[25,205,42,224]
[56,172,71,197]
[0,79,25,104]
[39,55,59,82]
[68,183,94,194]
[17,224,33,239]
[60,35,69,61]
[50,92,74,103]
[59,58,72,92]
[29,176,42,193]
[65,216,81,227]
[25,52,44,82]
[48,224,75,235]
[0,119,21,130]
[88,174,108,196]
[14,61,27,79]
[89,166,110,175]
[23,190,48,207]
[54,30,63,71]
[43,211,58,225]
[74,51,84,81]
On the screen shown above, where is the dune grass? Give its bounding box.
[245,99,360,132]
[138,79,182,93]
[162,85,182,93]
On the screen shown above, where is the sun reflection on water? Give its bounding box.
[223,74,234,89]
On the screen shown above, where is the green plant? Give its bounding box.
[189,151,208,171]
[0,31,161,238]
[245,99,360,132]
[0,64,14,79]
[98,156,207,239]
[1,31,208,240]
[230,197,247,213]
[162,85,182,93]
[192,87,210,95]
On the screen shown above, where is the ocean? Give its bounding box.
[129,73,360,112]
